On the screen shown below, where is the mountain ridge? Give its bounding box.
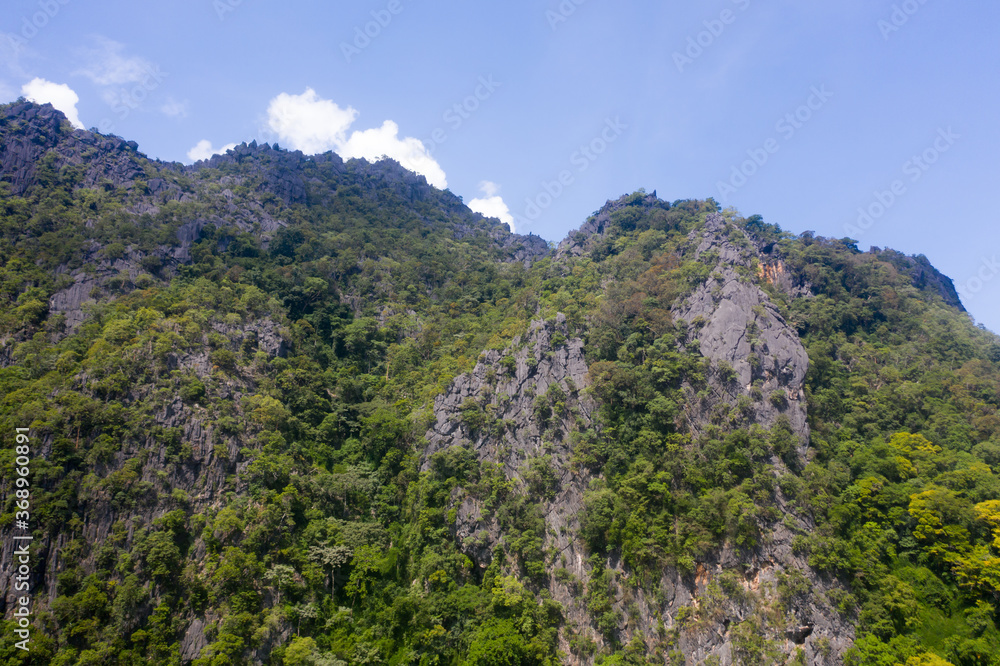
[1,99,998,665]
[0,99,967,317]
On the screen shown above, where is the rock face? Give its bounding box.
[423,315,593,564]
[674,213,810,445]
[0,101,67,194]
[424,215,853,665]
[490,228,551,267]
[0,101,147,195]
[423,315,610,655]
[196,140,310,206]
[424,315,591,473]
[46,239,209,334]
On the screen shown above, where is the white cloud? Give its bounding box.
[75,36,154,85]
[21,78,84,128]
[340,120,448,189]
[479,181,500,197]
[266,88,358,154]
[187,139,237,162]
[265,88,447,189]
[160,97,189,118]
[468,181,515,232]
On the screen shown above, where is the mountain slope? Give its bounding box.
[1,101,999,666]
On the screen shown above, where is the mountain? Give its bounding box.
[1,100,999,666]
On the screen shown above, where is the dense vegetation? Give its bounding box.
[3,102,1000,664]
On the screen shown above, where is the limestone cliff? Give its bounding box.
[423,213,853,665]
[673,213,810,444]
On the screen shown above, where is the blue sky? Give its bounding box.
[3,1,999,331]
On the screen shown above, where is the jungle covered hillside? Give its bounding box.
[1,101,1000,666]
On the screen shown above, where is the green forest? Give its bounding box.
[3,101,1000,665]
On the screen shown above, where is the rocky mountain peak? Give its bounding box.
[0,100,146,195]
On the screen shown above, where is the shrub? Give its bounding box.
[769,389,787,408]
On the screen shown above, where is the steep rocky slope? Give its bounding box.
[423,315,593,567]
[673,212,810,443]
[424,210,853,664]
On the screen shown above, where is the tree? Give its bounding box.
[464,619,527,666]
[344,545,380,606]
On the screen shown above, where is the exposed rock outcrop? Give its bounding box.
[0,101,147,195]
[423,315,608,654]
[423,215,852,665]
[197,141,309,206]
[0,101,68,194]
[423,315,592,563]
[674,213,810,445]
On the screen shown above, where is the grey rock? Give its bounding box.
[48,274,100,330]
[674,213,810,445]
[180,617,209,662]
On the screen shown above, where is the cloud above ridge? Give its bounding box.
[468,180,515,231]
[21,78,84,128]
[265,88,447,188]
[187,139,237,162]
